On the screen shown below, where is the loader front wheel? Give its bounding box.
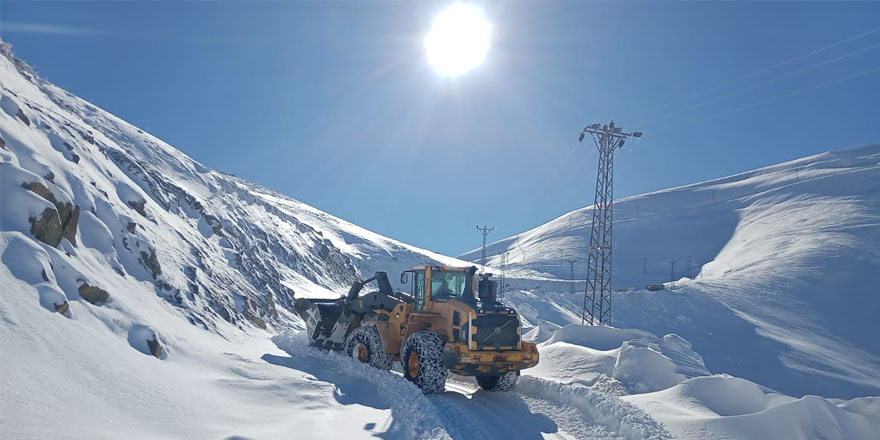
[344,326,392,370]
[401,331,447,394]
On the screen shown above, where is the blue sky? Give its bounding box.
[2,1,878,256]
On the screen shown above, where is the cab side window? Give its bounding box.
[413,271,426,311]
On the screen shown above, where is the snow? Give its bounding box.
[2,38,879,439]
[464,144,880,399]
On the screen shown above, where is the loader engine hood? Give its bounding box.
[467,307,520,351]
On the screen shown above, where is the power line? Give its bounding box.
[649,42,880,122]
[659,66,880,134]
[624,26,880,121]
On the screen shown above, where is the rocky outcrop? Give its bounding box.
[139,247,161,279]
[127,199,147,217]
[29,208,64,247]
[23,181,80,247]
[77,282,109,305]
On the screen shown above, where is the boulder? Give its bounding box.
[127,199,147,217]
[77,282,109,305]
[147,336,164,359]
[54,301,70,314]
[22,181,80,247]
[30,207,63,247]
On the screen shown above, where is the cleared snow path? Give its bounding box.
[274,331,671,440]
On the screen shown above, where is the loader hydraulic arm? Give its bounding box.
[345,271,392,301]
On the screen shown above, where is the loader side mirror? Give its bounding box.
[400,271,409,284]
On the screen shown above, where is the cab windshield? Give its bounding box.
[430,270,468,301]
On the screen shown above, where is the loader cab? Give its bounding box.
[400,266,478,311]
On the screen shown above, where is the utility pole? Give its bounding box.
[669,260,676,289]
[578,121,642,326]
[476,225,494,273]
[643,257,647,274]
[499,252,507,303]
[568,258,578,295]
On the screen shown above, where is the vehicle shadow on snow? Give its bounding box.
[262,352,390,410]
[263,350,438,439]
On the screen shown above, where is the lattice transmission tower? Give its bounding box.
[578,121,642,325]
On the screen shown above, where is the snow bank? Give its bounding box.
[516,376,672,440]
[529,324,708,394]
[624,375,880,440]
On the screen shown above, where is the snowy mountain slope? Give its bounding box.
[0,40,470,334]
[462,144,880,399]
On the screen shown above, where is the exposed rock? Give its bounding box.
[44,171,55,183]
[62,205,80,246]
[265,291,279,320]
[15,108,30,125]
[30,207,63,247]
[22,181,55,203]
[0,133,6,149]
[23,181,80,247]
[69,153,80,164]
[126,222,137,234]
[54,301,69,314]
[146,336,164,359]
[127,199,147,217]
[139,247,161,278]
[245,311,267,329]
[78,282,109,304]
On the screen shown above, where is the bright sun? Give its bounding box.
[425,3,492,78]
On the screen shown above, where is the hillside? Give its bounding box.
[462,144,880,399]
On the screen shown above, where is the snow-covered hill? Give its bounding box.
[2,40,878,439]
[461,144,880,399]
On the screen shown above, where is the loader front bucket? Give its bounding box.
[294,297,358,351]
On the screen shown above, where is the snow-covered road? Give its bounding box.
[271,331,671,440]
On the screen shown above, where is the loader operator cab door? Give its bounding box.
[412,270,426,311]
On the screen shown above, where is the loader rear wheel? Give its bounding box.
[476,371,519,392]
[401,331,447,394]
[344,326,392,370]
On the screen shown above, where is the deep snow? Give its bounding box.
[463,143,880,399]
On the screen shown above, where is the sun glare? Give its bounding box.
[425,3,492,78]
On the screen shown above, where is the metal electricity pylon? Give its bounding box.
[476,225,494,272]
[578,121,642,326]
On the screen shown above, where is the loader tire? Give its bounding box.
[344,326,393,370]
[401,331,447,394]
[476,371,519,392]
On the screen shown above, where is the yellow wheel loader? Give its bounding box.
[294,266,539,393]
